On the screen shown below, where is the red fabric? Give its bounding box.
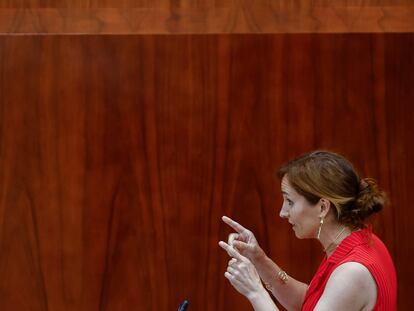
[301,229,397,310]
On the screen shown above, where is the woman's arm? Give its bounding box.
[250,248,308,311]
[248,289,279,311]
[314,262,377,311]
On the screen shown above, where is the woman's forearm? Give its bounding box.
[252,249,308,311]
[248,289,279,311]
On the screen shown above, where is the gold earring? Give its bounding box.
[317,217,324,240]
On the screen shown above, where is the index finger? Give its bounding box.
[222,216,248,234]
[218,241,246,262]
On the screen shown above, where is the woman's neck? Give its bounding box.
[319,224,353,257]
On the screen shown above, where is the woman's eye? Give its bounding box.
[286,199,293,206]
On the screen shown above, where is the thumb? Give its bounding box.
[232,240,250,252]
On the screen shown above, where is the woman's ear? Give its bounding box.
[319,198,331,218]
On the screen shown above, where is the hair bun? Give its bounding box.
[355,178,387,218]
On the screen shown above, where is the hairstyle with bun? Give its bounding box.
[277,150,387,228]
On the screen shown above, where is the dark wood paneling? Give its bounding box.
[0,34,413,310]
[384,33,414,311]
[1,5,414,34]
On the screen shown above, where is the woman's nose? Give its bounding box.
[279,206,289,219]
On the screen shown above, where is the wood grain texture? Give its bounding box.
[384,33,414,311]
[0,5,414,34]
[0,0,413,9]
[0,34,413,310]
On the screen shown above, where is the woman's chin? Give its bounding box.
[292,226,309,239]
[292,226,303,239]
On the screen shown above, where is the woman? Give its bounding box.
[219,151,397,311]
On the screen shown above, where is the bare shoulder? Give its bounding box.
[314,262,377,311]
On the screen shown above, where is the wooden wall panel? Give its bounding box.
[1,0,412,9]
[1,6,414,34]
[384,34,414,309]
[5,0,414,9]
[0,34,413,310]
[1,0,414,34]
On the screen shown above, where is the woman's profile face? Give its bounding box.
[280,176,321,239]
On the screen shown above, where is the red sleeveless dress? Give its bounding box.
[301,229,397,310]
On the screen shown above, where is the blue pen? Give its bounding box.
[178,299,189,311]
